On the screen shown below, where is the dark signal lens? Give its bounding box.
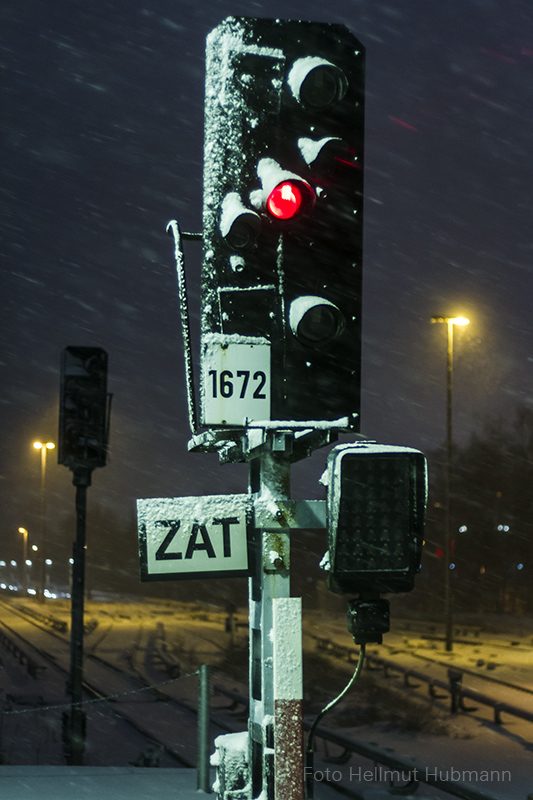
[288,59,348,109]
[289,296,346,348]
[300,65,346,108]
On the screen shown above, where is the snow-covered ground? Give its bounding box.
[303,609,533,799]
[1,594,532,799]
[0,765,202,800]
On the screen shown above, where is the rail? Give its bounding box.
[0,627,46,678]
[1,598,97,636]
[313,635,533,726]
[14,602,68,633]
[311,723,504,800]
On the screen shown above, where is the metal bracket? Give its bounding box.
[187,419,372,465]
[167,221,361,464]
[254,498,326,530]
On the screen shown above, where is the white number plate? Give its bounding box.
[201,338,271,426]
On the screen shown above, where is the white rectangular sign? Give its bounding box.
[201,335,271,426]
[137,494,251,581]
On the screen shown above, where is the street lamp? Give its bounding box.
[431,316,469,651]
[18,527,28,594]
[33,441,55,603]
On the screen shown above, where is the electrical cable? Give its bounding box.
[305,642,366,799]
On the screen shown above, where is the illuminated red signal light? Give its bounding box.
[267,181,303,219]
[266,181,315,220]
[255,158,314,221]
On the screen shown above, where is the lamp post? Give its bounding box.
[431,316,469,651]
[33,441,55,602]
[18,527,28,595]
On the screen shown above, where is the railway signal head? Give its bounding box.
[58,347,109,472]
[200,17,365,428]
[323,443,428,595]
[321,443,427,642]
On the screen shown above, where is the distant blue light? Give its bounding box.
[450,563,456,570]
[517,563,524,570]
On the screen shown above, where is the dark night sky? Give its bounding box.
[1,0,532,564]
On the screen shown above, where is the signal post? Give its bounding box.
[58,346,110,765]
[200,19,366,797]
[138,16,428,800]
[248,434,293,799]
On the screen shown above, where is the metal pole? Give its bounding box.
[197,664,212,792]
[248,431,303,800]
[67,468,91,765]
[38,446,47,603]
[20,529,28,595]
[444,320,454,652]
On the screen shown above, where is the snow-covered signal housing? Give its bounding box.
[201,17,365,427]
[322,443,428,597]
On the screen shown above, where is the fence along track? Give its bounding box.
[312,634,533,726]
[0,600,242,769]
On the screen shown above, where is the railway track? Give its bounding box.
[309,632,533,730]
[2,596,531,798]
[4,596,531,718]
[0,597,243,767]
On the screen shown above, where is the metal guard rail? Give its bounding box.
[314,636,533,726]
[312,723,504,800]
[16,602,68,633]
[0,628,46,678]
[213,685,502,800]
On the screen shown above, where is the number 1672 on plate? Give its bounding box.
[201,337,271,427]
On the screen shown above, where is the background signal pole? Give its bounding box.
[58,346,110,765]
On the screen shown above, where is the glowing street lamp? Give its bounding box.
[34,441,56,451]
[430,316,469,652]
[33,441,55,602]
